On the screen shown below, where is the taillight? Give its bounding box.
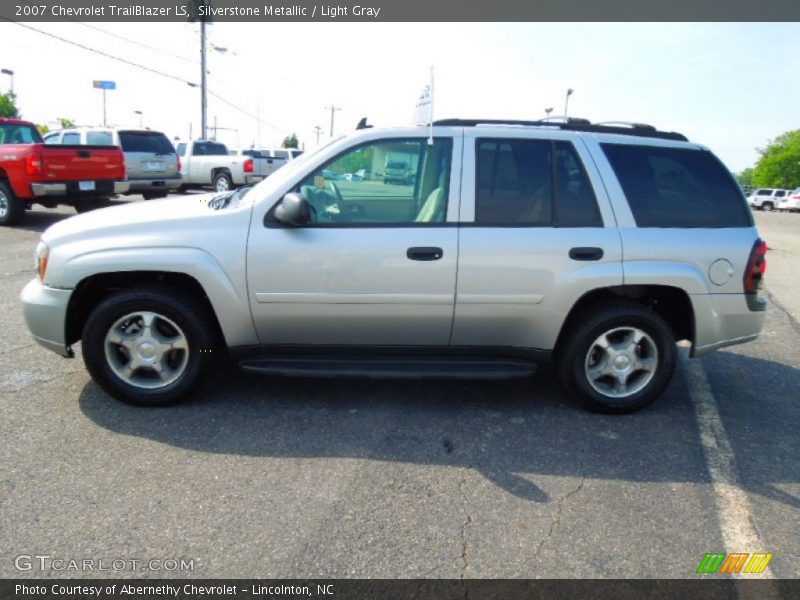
[25,154,43,175]
[243,158,254,173]
[743,239,767,293]
[177,154,181,172]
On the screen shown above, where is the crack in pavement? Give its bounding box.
[531,478,586,561]
[457,470,472,583]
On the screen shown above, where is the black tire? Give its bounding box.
[762,202,774,212]
[0,181,25,226]
[82,286,218,406]
[75,198,114,214]
[213,172,233,193]
[556,301,677,414]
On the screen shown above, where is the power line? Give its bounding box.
[6,20,289,135]
[5,20,194,86]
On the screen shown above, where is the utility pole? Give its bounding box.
[325,105,341,137]
[200,19,208,139]
[313,125,322,145]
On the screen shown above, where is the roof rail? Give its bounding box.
[432,118,687,141]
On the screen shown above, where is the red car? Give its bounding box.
[0,117,128,226]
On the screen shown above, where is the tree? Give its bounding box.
[58,117,75,129]
[281,133,299,149]
[752,130,800,190]
[37,124,50,135]
[736,168,754,188]
[0,92,19,118]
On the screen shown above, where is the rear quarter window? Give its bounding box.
[601,144,751,228]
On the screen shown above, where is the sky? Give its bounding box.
[2,21,799,172]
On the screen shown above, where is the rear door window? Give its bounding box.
[87,131,113,145]
[118,131,175,154]
[475,138,601,226]
[601,144,751,227]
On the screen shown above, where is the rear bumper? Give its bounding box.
[126,176,182,193]
[244,175,264,185]
[690,292,767,357]
[30,181,130,197]
[20,279,73,358]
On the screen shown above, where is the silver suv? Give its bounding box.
[21,119,767,413]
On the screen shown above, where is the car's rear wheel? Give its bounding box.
[762,202,774,212]
[0,181,25,226]
[82,286,217,406]
[556,301,677,413]
[213,172,233,192]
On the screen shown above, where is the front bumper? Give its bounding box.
[30,181,130,197]
[690,292,767,357]
[20,279,73,358]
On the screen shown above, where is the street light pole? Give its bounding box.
[314,125,322,145]
[564,88,574,120]
[545,107,553,120]
[134,110,143,128]
[1,68,13,95]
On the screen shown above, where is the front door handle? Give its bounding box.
[407,247,443,261]
[569,247,604,261]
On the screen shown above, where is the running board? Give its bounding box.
[239,354,537,379]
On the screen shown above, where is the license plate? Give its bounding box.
[145,161,164,171]
[78,181,95,191]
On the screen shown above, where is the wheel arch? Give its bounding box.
[553,284,695,358]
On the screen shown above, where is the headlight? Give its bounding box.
[35,241,49,282]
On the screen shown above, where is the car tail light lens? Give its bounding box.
[177,154,181,172]
[743,239,767,293]
[243,158,254,173]
[25,154,43,175]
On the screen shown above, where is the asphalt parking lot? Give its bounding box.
[1,199,798,579]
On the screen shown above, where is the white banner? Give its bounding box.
[412,82,433,126]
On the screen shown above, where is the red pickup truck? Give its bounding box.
[0,117,129,226]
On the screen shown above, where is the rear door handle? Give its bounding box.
[569,247,604,261]
[407,247,443,261]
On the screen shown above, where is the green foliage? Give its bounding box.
[281,133,299,149]
[331,146,373,175]
[736,168,754,188]
[58,117,75,129]
[38,124,50,135]
[752,130,800,189]
[0,92,19,118]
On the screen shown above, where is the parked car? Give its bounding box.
[747,188,788,211]
[231,149,288,179]
[44,127,180,200]
[777,188,800,212]
[0,117,128,225]
[383,160,414,185]
[175,140,268,192]
[22,118,767,414]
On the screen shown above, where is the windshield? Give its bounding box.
[245,136,345,204]
[0,123,42,144]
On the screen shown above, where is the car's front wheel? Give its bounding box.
[556,301,677,413]
[82,286,218,406]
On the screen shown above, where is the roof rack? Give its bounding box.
[432,118,687,141]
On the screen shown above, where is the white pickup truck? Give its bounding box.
[175,140,268,192]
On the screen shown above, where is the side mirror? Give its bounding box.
[274,192,312,226]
